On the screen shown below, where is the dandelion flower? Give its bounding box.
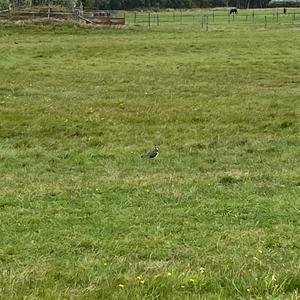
[117,284,125,288]
[140,280,145,284]
[189,278,195,283]
[136,276,142,280]
[167,272,172,277]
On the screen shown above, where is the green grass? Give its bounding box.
[0,24,299,299]
[121,8,300,30]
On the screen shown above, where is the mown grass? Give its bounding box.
[122,8,300,30]
[0,24,299,299]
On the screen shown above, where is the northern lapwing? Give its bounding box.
[141,146,159,159]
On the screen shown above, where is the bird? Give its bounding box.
[141,146,159,159]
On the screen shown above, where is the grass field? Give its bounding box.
[3,7,300,30]
[122,8,300,30]
[0,23,299,299]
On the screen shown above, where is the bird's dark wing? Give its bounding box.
[148,149,158,158]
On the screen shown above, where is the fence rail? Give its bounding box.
[123,8,300,30]
[0,7,125,25]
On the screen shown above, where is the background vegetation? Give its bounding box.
[0,0,276,11]
[0,24,299,299]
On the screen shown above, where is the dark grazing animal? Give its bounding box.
[229,8,238,15]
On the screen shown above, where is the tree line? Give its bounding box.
[0,0,273,11]
[90,0,227,10]
[85,0,271,9]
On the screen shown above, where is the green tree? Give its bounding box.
[0,0,9,8]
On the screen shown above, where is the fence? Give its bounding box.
[123,8,300,30]
[0,7,125,25]
[1,7,300,30]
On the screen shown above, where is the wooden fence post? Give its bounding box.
[157,14,159,26]
[148,12,150,28]
[206,15,209,31]
[264,15,267,30]
[134,12,136,24]
[79,2,83,16]
[8,3,12,18]
[47,4,50,19]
